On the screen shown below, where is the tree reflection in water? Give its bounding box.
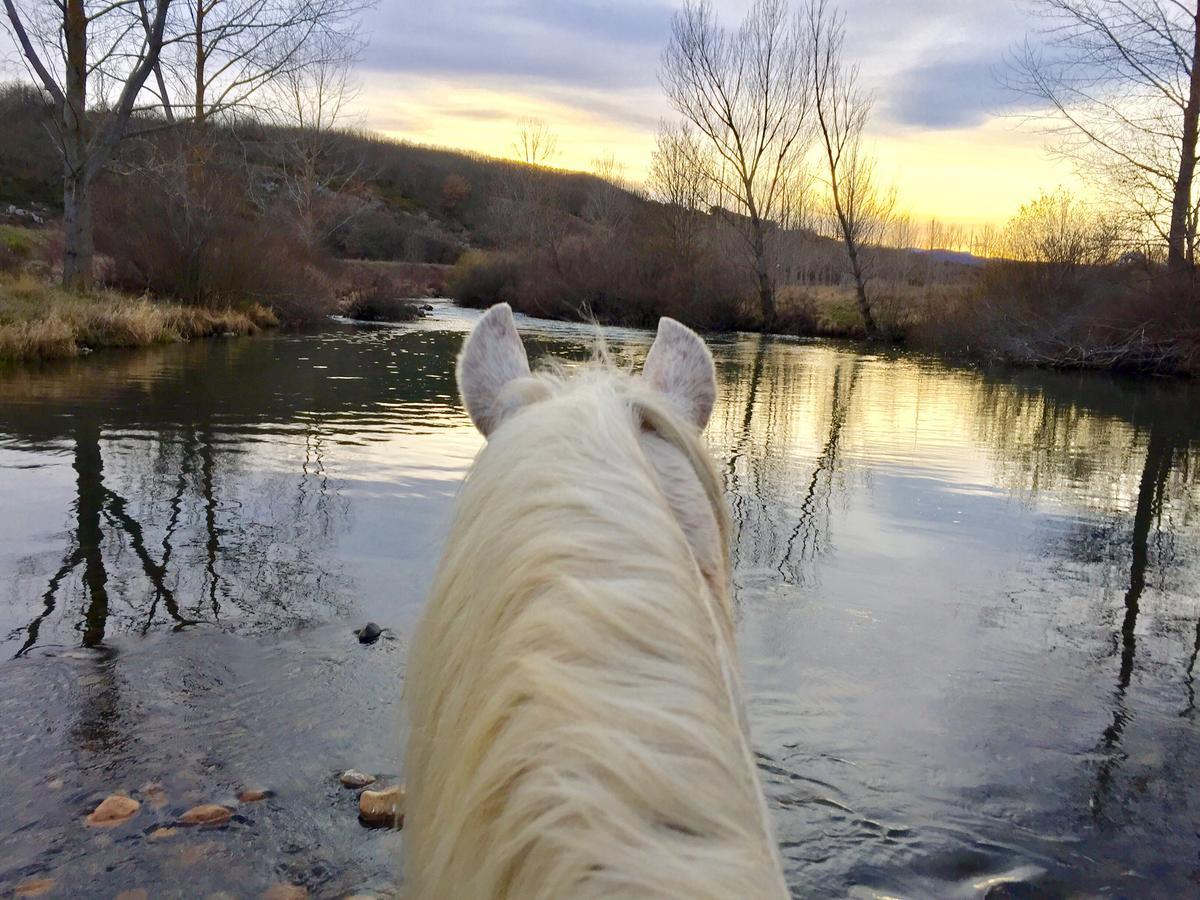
[1,320,1200,896]
[1,328,475,655]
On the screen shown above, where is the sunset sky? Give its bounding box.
[0,0,1079,228]
[353,0,1079,228]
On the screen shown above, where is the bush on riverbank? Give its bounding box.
[0,273,276,361]
[908,262,1199,374]
[447,242,755,332]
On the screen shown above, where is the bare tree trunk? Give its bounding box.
[825,158,878,338]
[843,227,877,337]
[751,217,777,325]
[62,169,95,290]
[194,0,206,124]
[62,0,93,289]
[1168,2,1200,278]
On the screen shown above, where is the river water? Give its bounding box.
[1,304,1198,897]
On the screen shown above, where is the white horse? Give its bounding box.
[403,304,787,899]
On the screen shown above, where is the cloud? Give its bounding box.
[883,59,1016,129]
[361,0,673,91]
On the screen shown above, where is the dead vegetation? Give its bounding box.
[0,273,276,362]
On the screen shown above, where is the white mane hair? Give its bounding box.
[403,304,788,899]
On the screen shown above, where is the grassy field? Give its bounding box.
[0,272,278,362]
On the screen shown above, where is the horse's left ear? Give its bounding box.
[457,303,532,436]
[642,317,716,429]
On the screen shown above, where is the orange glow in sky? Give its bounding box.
[355,72,1080,231]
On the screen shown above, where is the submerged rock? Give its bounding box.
[179,803,233,826]
[140,782,168,809]
[116,889,149,900]
[358,784,405,827]
[339,769,375,788]
[85,794,140,827]
[14,878,56,897]
[262,884,308,900]
[177,841,216,866]
[147,827,178,841]
[238,788,270,802]
[354,622,383,644]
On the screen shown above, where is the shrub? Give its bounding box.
[448,250,520,308]
[92,147,335,323]
[773,286,820,335]
[336,266,420,322]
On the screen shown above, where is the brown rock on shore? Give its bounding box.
[358,784,405,827]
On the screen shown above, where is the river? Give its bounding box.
[1,303,1198,897]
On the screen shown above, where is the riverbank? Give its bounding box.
[0,273,278,362]
[451,261,1197,377]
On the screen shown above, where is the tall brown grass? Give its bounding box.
[0,273,277,362]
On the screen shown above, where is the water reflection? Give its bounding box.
[1,311,1199,896]
[1,327,479,656]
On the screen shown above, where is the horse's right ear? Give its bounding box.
[642,317,717,429]
[457,303,532,436]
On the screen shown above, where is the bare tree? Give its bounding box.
[647,121,714,262]
[776,161,820,233]
[512,117,558,166]
[3,0,171,289]
[274,40,365,246]
[1010,0,1200,277]
[999,186,1121,266]
[584,152,631,234]
[809,0,891,337]
[660,0,815,324]
[149,0,372,127]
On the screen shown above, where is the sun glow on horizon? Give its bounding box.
[356,72,1085,233]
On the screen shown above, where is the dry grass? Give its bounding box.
[775,282,971,339]
[0,273,278,362]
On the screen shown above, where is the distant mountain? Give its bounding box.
[909,248,987,267]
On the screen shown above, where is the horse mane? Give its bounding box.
[403,357,787,899]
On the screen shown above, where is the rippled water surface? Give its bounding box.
[2,304,1198,897]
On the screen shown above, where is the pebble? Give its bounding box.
[85,794,140,827]
[179,803,233,826]
[354,622,383,644]
[262,884,308,900]
[14,878,55,897]
[358,784,405,827]
[238,788,270,802]
[339,770,375,788]
[148,827,178,841]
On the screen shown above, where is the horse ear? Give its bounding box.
[457,303,532,436]
[642,317,716,429]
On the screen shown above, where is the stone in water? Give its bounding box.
[354,623,383,644]
[339,769,375,788]
[179,803,233,826]
[85,794,140,827]
[358,784,405,827]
